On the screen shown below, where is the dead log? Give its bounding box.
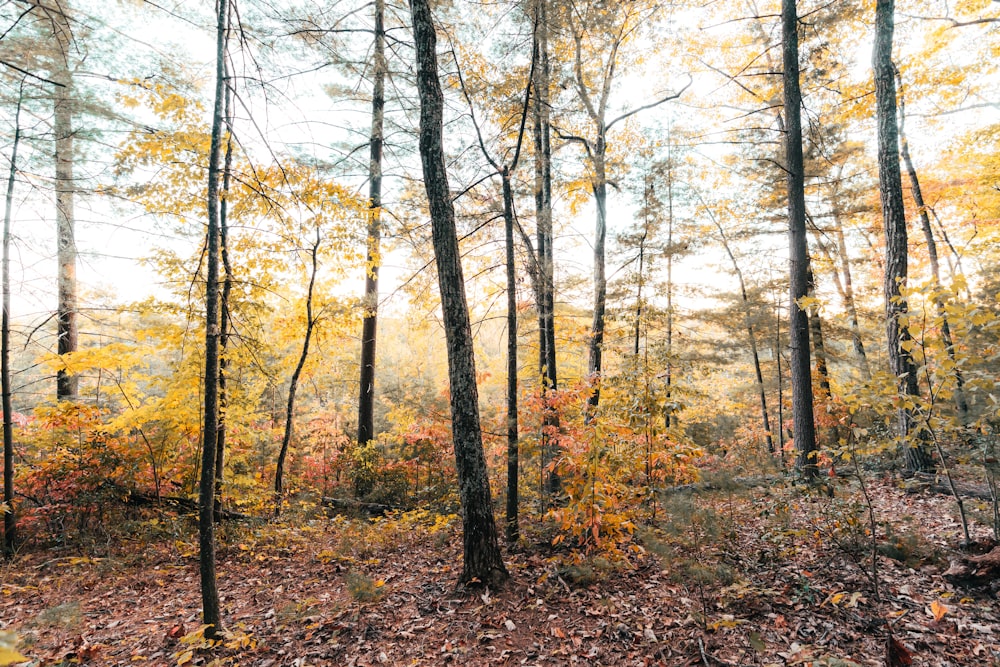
[907,472,995,501]
[943,546,1000,588]
[321,497,400,517]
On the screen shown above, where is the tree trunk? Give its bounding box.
[830,204,871,380]
[665,156,677,430]
[198,0,229,639]
[807,268,831,399]
[531,0,559,497]
[52,4,76,402]
[215,66,234,525]
[586,147,608,418]
[782,0,818,479]
[873,0,932,472]
[503,170,519,544]
[2,83,22,559]
[358,0,385,450]
[275,230,321,518]
[894,64,969,422]
[710,210,775,455]
[410,0,507,586]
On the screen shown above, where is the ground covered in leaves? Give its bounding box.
[3,475,999,666]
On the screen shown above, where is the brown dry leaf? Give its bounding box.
[886,635,913,667]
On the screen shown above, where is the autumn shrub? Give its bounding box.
[15,404,150,545]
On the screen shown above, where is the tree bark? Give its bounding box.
[503,170,519,544]
[215,64,234,525]
[873,0,932,472]
[586,149,608,419]
[2,83,22,559]
[410,0,507,586]
[198,0,229,639]
[357,0,385,450]
[782,0,817,479]
[51,3,76,402]
[807,268,831,399]
[275,230,321,518]
[531,0,560,498]
[894,64,968,422]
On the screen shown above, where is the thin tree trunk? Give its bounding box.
[503,170,519,544]
[665,149,677,429]
[706,202,775,454]
[586,150,608,418]
[410,0,507,586]
[894,64,968,421]
[215,64,234,525]
[2,83,22,559]
[358,0,385,450]
[275,230,321,518]
[807,268,831,399]
[873,0,932,472]
[52,4,76,402]
[830,205,871,379]
[782,0,818,479]
[198,0,229,639]
[531,0,559,497]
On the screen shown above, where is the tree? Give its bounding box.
[198,0,230,639]
[409,0,507,586]
[357,0,385,453]
[894,63,968,422]
[873,0,932,472]
[275,228,321,517]
[700,195,774,455]
[2,80,22,559]
[552,0,687,417]
[781,0,817,479]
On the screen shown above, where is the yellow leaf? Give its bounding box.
[929,600,949,622]
[0,647,28,666]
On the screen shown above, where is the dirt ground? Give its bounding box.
[2,477,999,666]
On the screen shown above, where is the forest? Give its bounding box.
[1,0,999,664]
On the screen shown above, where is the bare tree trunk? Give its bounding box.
[503,170,519,544]
[894,65,969,422]
[705,201,775,454]
[358,0,385,450]
[198,0,229,639]
[51,4,76,402]
[807,268,831,399]
[2,83,22,559]
[665,155,677,430]
[829,204,871,379]
[410,0,507,586]
[215,65,234,525]
[586,150,608,418]
[275,230,321,518]
[782,0,817,479]
[531,0,560,498]
[873,0,932,473]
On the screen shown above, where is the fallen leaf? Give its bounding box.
[929,600,948,623]
[886,635,912,667]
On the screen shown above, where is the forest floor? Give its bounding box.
[2,473,1000,666]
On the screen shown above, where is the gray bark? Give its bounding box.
[782,0,817,478]
[410,0,507,586]
[873,0,932,472]
[198,0,229,638]
[358,0,385,449]
[2,83,22,558]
